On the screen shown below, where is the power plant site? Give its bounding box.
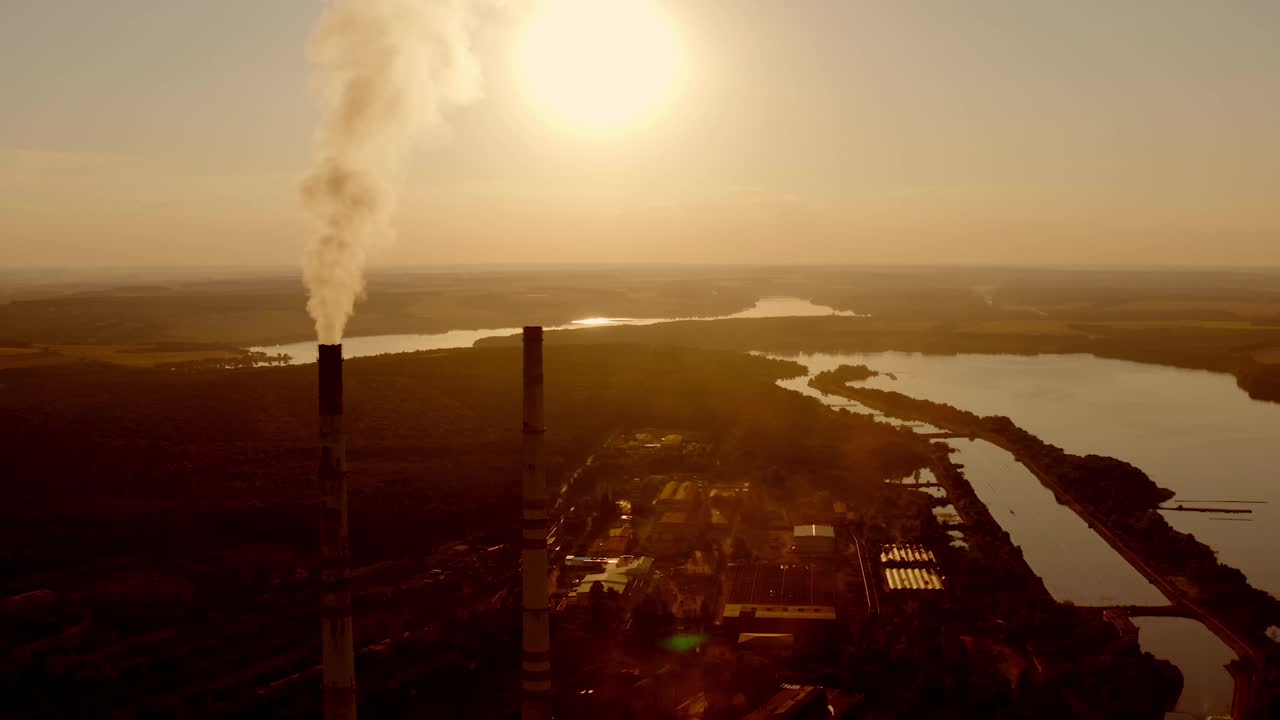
[308,328,946,720]
[5,0,1280,718]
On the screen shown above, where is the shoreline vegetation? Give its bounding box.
[0,342,291,371]
[3,267,1279,403]
[476,315,1280,405]
[810,365,1280,716]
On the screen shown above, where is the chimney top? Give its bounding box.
[318,344,343,416]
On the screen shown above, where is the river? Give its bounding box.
[251,296,864,365]
[773,350,1280,716]
[775,351,1280,599]
[948,440,1232,716]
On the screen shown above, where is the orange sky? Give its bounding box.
[1,1,1277,268]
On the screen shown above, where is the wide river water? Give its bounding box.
[251,296,863,365]
[774,350,1280,716]
[775,351,1280,599]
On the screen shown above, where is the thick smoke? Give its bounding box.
[302,0,484,343]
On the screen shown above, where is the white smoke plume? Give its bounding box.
[302,0,485,343]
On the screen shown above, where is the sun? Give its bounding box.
[519,0,682,136]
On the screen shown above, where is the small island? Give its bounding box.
[818,363,895,386]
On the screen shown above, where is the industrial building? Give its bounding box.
[607,431,711,461]
[721,563,837,647]
[884,567,945,591]
[879,543,945,592]
[736,633,795,653]
[588,526,634,557]
[654,478,701,513]
[879,543,936,566]
[564,556,654,604]
[742,685,846,720]
[649,475,707,556]
[649,510,705,557]
[563,556,614,573]
[709,508,731,539]
[792,524,836,555]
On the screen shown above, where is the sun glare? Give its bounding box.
[519,0,681,136]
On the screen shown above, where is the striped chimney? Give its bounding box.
[520,327,552,719]
[318,344,356,720]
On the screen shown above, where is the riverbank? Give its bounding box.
[475,314,1280,406]
[809,366,1280,718]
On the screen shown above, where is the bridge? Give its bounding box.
[1080,604,1190,618]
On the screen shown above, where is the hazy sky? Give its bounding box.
[2,0,1277,268]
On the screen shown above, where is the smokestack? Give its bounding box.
[318,344,356,720]
[520,327,552,720]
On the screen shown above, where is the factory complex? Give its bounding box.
[310,331,955,720]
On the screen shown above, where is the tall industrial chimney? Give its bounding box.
[318,344,356,720]
[520,327,552,720]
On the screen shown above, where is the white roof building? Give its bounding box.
[567,556,654,599]
[884,566,945,591]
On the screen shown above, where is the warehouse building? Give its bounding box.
[792,524,836,555]
[721,563,837,647]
